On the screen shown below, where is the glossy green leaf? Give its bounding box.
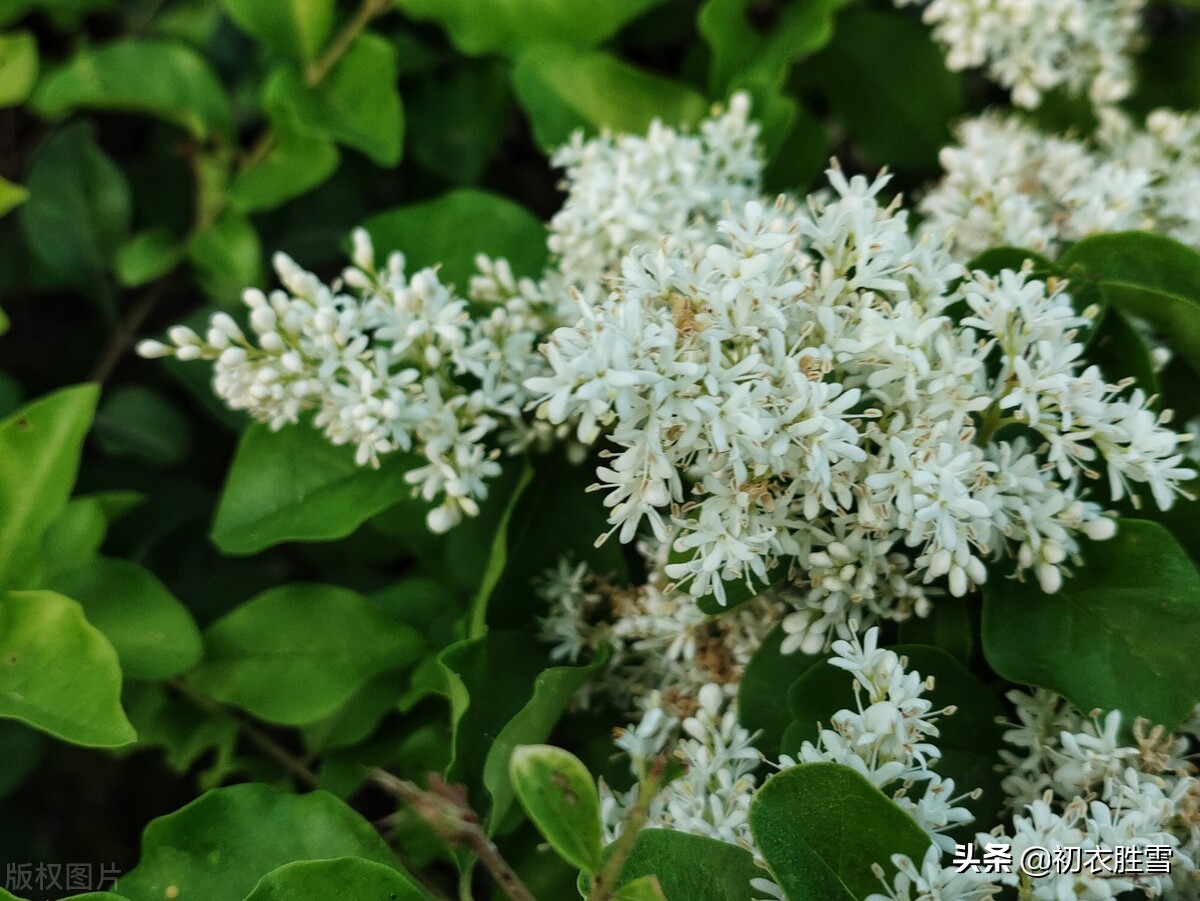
[39,496,107,576]
[212,422,423,554]
[0,384,98,587]
[115,229,184,287]
[394,0,665,56]
[606,829,761,901]
[0,175,25,218]
[218,0,334,64]
[243,857,427,901]
[0,30,37,107]
[115,783,407,900]
[750,762,931,899]
[983,519,1200,730]
[512,47,708,152]
[737,624,818,760]
[32,39,232,138]
[187,208,264,305]
[510,744,603,873]
[45,557,203,681]
[188,583,424,725]
[0,590,135,747]
[20,122,131,294]
[611,875,668,901]
[269,33,403,166]
[361,188,547,291]
[94,385,194,468]
[1059,232,1200,378]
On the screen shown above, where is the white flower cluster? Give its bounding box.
[921,108,1200,262]
[536,541,784,714]
[529,165,1193,651]
[138,235,550,532]
[891,0,1143,109]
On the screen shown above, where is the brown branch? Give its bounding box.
[89,278,172,385]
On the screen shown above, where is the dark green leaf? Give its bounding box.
[115,229,184,287]
[512,47,708,152]
[31,39,233,138]
[750,762,931,899]
[0,589,136,747]
[362,189,547,291]
[983,519,1200,730]
[94,385,195,468]
[187,208,264,305]
[606,829,761,901]
[510,744,603,873]
[242,857,427,900]
[737,624,818,760]
[188,583,425,725]
[115,783,409,900]
[408,59,513,183]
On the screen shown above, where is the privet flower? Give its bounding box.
[892,0,1143,109]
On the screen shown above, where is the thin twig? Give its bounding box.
[89,278,172,385]
[305,0,391,87]
[169,679,320,789]
[373,770,538,901]
[587,755,668,901]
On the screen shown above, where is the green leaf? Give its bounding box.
[0,175,25,217]
[394,0,665,56]
[187,208,264,305]
[982,519,1200,730]
[40,496,108,576]
[242,857,427,901]
[468,460,533,638]
[31,39,233,138]
[124,682,242,789]
[804,8,962,171]
[269,33,403,166]
[0,720,43,799]
[896,594,974,666]
[1086,306,1159,401]
[218,0,334,64]
[115,783,408,900]
[0,589,135,747]
[606,829,761,901]
[612,875,668,901]
[966,247,1058,280]
[187,583,424,725]
[0,30,37,107]
[510,744,603,873]
[361,188,547,291]
[20,121,131,295]
[1059,232,1200,378]
[0,384,98,587]
[408,59,513,184]
[115,229,184,287]
[45,557,203,681]
[737,624,818,760]
[512,47,708,152]
[750,762,931,900]
[212,422,423,554]
[94,384,194,468]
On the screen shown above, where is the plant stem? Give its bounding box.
[305,0,391,87]
[169,679,320,789]
[373,771,538,901]
[587,755,668,901]
[90,278,171,385]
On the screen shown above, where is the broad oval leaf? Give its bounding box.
[510,744,603,873]
[0,30,38,108]
[242,857,427,900]
[187,583,424,725]
[0,590,135,748]
[32,39,233,138]
[218,0,334,64]
[45,557,203,681]
[982,519,1200,730]
[115,783,409,900]
[602,829,762,901]
[737,624,819,760]
[0,384,98,587]
[750,762,931,900]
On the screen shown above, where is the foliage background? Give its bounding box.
[2,0,1200,899]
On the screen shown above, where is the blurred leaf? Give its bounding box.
[301,669,410,752]
[46,557,203,681]
[39,496,108,576]
[408,59,513,183]
[32,39,233,139]
[0,589,136,747]
[983,519,1200,731]
[188,208,264,305]
[123,682,242,788]
[0,30,37,107]
[513,47,708,152]
[270,33,403,166]
[0,721,42,799]
[1086,306,1159,401]
[218,0,334,65]
[896,594,974,665]
[188,583,424,725]
[212,423,422,554]
[115,229,184,287]
[116,783,410,899]
[242,857,427,900]
[0,0,113,29]
[604,829,760,900]
[94,385,195,468]
[510,744,603,873]
[805,8,962,171]
[612,876,668,901]
[21,122,131,297]
[394,0,665,56]
[737,624,818,760]
[362,188,547,290]
[0,384,98,587]
[750,762,930,899]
